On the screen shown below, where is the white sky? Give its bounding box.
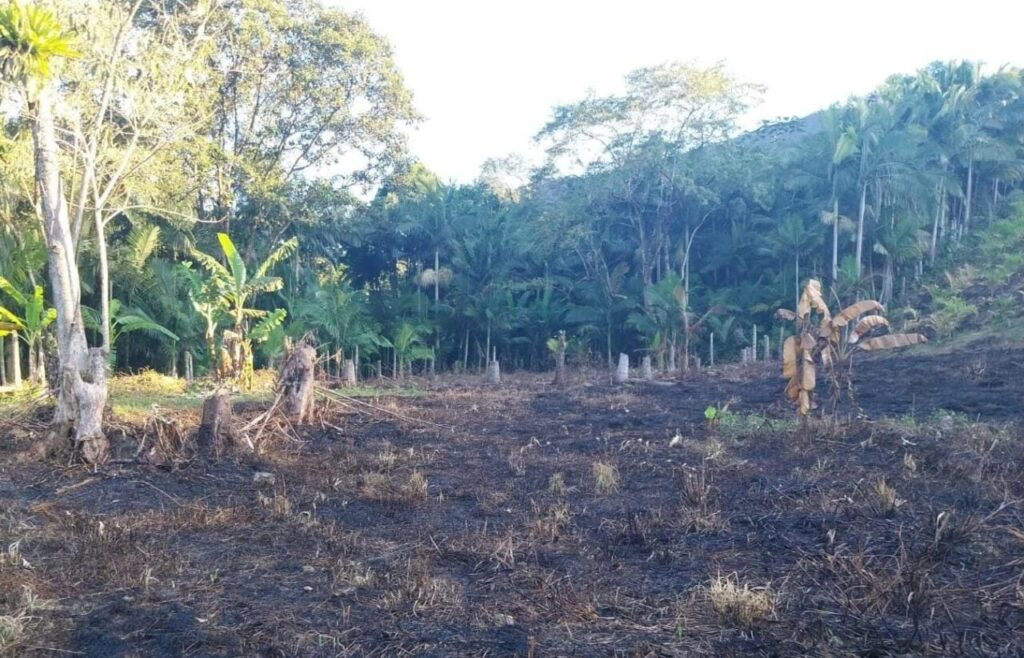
[336,0,1024,183]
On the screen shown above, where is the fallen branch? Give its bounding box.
[315,385,451,431]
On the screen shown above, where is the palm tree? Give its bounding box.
[390,323,433,380]
[0,276,54,385]
[765,214,824,309]
[0,2,109,461]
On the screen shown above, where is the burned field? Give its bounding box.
[2,352,1024,657]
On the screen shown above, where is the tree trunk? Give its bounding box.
[0,334,5,386]
[831,196,839,284]
[343,359,356,387]
[855,183,867,279]
[33,87,108,462]
[198,388,234,456]
[8,331,22,388]
[279,343,316,423]
[963,158,974,235]
[185,351,194,386]
[930,179,944,264]
[709,332,715,367]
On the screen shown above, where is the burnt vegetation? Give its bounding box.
[2,364,1024,657]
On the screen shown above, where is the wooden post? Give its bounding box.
[487,358,501,384]
[709,333,715,367]
[640,355,653,381]
[752,325,758,362]
[343,359,357,386]
[764,336,771,362]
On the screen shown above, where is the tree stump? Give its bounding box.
[279,343,316,423]
[487,359,501,384]
[198,388,234,456]
[343,359,357,387]
[640,355,653,381]
[552,330,567,387]
[613,353,629,384]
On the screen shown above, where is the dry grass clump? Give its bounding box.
[592,461,619,495]
[379,557,463,616]
[530,501,572,541]
[356,469,429,504]
[707,573,776,627]
[548,472,566,496]
[405,470,429,502]
[867,478,905,517]
[0,611,28,653]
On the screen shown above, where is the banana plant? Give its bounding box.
[0,276,55,385]
[777,279,927,417]
[190,232,297,383]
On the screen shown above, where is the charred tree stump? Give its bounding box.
[613,353,629,384]
[198,388,234,456]
[279,343,316,423]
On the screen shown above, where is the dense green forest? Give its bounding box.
[2,0,1024,392]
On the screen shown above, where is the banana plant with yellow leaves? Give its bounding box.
[777,279,927,416]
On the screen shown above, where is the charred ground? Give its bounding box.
[1,348,1023,657]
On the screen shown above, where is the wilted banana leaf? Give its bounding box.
[848,315,889,343]
[785,377,800,401]
[782,336,798,379]
[857,333,928,351]
[801,359,815,391]
[833,300,884,328]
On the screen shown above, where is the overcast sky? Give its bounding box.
[336,0,1024,183]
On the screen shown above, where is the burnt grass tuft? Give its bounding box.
[2,360,1024,657]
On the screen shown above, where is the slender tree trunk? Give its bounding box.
[963,158,974,235]
[33,87,108,462]
[484,320,491,375]
[794,252,800,310]
[831,196,839,284]
[7,332,21,387]
[94,210,111,353]
[855,183,867,280]
[0,334,5,386]
[930,180,944,265]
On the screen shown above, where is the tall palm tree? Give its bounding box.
[0,1,109,461]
